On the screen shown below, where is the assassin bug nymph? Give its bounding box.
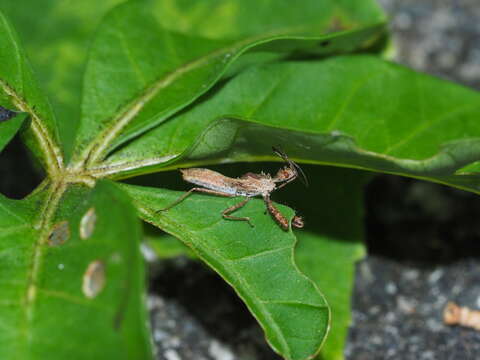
[158,147,307,231]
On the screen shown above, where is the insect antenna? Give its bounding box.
[291,160,309,187]
[272,146,309,187]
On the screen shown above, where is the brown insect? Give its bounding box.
[444,302,480,331]
[158,147,306,231]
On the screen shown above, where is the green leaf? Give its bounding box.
[0,10,63,175]
[144,233,194,260]
[106,55,480,194]
[119,182,329,360]
[0,181,151,359]
[0,110,25,152]
[72,0,386,168]
[298,233,360,360]
[2,0,126,159]
[291,167,370,360]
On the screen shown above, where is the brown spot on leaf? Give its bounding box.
[80,207,96,240]
[82,260,106,299]
[326,16,352,33]
[48,221,70,246]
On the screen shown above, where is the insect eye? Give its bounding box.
[285,168,295,177]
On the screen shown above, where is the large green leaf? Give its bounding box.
[0,11,62,175]
[1,0,125,159]
[71,0,386,168]
[0,181,151,359]
[144,233,194,259]
[119,182,329,360]
[102,55,480,194]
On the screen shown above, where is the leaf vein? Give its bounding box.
[326,69,386,131]
[228,246,290,262]
[384,102,480,155]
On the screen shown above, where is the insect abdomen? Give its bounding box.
[236,189,260,197]
[181,169,237,194]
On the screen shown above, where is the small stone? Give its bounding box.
[428,269,443,284]
[395,12,412,29]
[164,349,181,360]
[404,269,420,281]
[153,329,167,342]
[385,312,396,323]
[426,318,443,332]
[208,340,234,360]
[397,296,416,314]
[386,282,397,295]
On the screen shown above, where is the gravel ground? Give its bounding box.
[149,294,236,360]
[346,258,480,360]
[148,257,281,360]
[378,0,480,90]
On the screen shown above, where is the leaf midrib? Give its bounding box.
[22,180,67,347]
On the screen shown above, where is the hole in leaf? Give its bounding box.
[82,260,106,299]
[0,134,43,199]
[80,207,97,239]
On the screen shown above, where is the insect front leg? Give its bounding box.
[275,174,297,190]
[263,195,289,231]
[157,187,235,213]
[222,197,254,227]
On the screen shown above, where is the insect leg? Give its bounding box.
[263,195,289,231]
[157,187,235,212]
[275,175,297,190]
[222,197,254,227]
